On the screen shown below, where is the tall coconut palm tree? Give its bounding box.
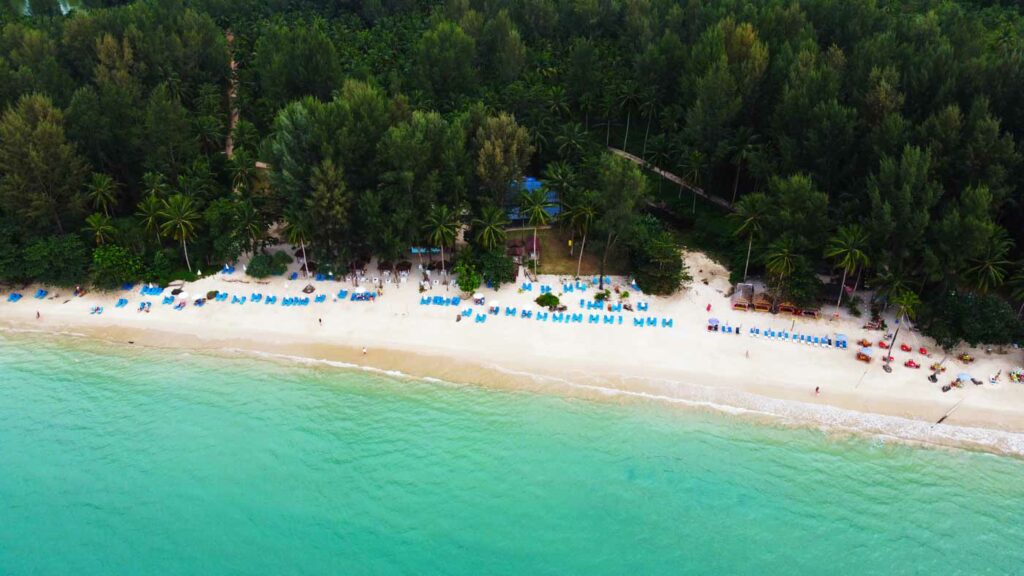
[963,229,1013,293]
[679,148,706,213]
[423,204,458,273]
[568,190,598,278]
[825,224,871,315]
[283,211,312,278]
[731,193,768,281]
[765,236,799,309]
[1008,266,1024,318]
[84,213,115,246]
[136,193,164,246]
[729,127,759,205]
[159,194,200,272]
[639,89,657,159]
[618,82,641,151]
[141,171,170,199]
[520,188,553,274]
[555,122,588,161]
[87,173,118,217]
[473,205,508,253]
[235,200,264,255]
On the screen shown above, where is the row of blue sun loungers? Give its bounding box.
[465,306,673,327]
[34,289,48,299]
[747,328,847,348]
[420,296,462,307]
[140,286,163,296]
[7,293,22,302]
[282,297,310,306]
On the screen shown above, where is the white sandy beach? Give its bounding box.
[4,250,1024,454]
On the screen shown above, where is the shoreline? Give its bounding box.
[4,316,1024,458]
[3,252,1024,457]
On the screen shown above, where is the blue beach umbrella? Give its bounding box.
[708,318,720,326]
[957,373,972,382]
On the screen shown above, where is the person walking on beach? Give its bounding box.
[362,347,367,355]
[36,311,40,320]
[815,386,820,396]
[318,318,322,326]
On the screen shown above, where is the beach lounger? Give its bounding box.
[420,296,431,305]
[34,289,47,299]
[7,293,22,302]
[462,308,473,317]
[115,298,128,308]
[576,281,587,291]
[451,297,460,306]
[646,317,657,327]
[505,307,517,317]
[552,313,564,323]
[588,314,599,324]
[571,313,582,323]
[637,302,649,312]
[475,314,487,324]
[520,310,532,319]
[633,317,644,327]
[289,272,298,280]
[540,285,552,294]
[337,290,348,299]
[603,315,615,325]
[662,318,673,328]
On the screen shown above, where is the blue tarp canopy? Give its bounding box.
[858,347,873,357]
[957,372,972,382]
[835,334,848,344]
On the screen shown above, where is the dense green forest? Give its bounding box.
[2,0,1024,347]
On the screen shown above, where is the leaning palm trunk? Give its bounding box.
[834,268,848,317]
[301,240,309,278]
[440,244,445,274]
[576,231,588,278]
[641,114,652,159]
[182,238,192,272]
[742,236,753,281]
[622,112,631,151]
[533,227,539,274]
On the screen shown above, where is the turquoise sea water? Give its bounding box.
[1,335,1023,575]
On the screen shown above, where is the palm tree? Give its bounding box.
[731,193,768,281]
[231,148,257,194]
[84,213,115,246]
[873,265,910,311]
[141,171,170,199]
[555,122,588,161]
[618,82,641,151]
[520,188,553,274]
[159,194,200,272]
[473,205,508,253]
[235,200,264,255]
[87,173,118,217]
[547,86,570,118]
[825,224,871,315]
[423,204,458,273]
[283,211,312,278]
[1008,266,1024,318]
[963,229,1013,293]
[568,190,598,277]
[765,236,799,309]
[883,288,921,371]
[639,88,658,159]
[136,193,164,246]
[729,128,759,205]
[679,148,706,213]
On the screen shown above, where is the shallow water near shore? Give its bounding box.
[1,335,1023,574]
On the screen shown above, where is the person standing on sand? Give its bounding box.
[362,347,367,355]
[318,318,322,326]
[36,311,40,320]
[815,386,820,396]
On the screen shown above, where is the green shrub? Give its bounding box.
[247,251,293,278]
[90,245,144,289]
[453,260,481,293]
[23,235,90,287]
[535,293,560,308]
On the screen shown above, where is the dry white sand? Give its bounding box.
[4,250,1024,455]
